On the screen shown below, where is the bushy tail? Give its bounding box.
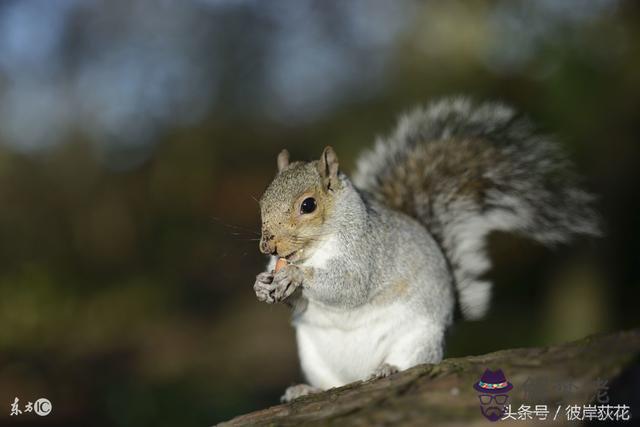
[352,98,600,320]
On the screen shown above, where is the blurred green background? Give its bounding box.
[0,0,639,425]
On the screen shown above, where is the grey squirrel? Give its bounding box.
[253,98,600,402]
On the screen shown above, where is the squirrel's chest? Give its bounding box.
[292,301,411,388]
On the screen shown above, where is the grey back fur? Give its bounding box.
[352,97,600,319]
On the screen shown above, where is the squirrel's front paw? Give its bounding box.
[272,264,303,302]
[253,271,276,304]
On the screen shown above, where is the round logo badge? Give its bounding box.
[34,398,52,416]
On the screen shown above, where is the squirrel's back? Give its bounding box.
[352,97,600,320]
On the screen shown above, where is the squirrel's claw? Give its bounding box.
[368,363,400,381]
[254,267,302,304]
[281,384,321,403]
[254,271,276,304]
[272,265,303,302]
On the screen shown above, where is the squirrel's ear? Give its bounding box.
[318,146,341,191]
[277,149,290,172]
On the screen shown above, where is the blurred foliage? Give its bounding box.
[0,1,639,426]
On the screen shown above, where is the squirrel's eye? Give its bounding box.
[300,197,317,214]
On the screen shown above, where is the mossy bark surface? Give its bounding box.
[219,329,640,426]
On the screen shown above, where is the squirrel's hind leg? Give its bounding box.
[368,363,400,380]
[280,384,322,403]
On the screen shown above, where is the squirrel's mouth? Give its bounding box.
[283,249,304,263]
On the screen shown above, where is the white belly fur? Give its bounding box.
[294,231,446,389]
[293,298,434,389]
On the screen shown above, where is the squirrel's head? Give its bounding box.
[258,146,342,263]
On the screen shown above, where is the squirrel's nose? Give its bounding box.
[260,236,276,255]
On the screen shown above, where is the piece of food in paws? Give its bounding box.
[275,257,288,273]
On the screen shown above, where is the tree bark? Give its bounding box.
[219,329,640,426]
